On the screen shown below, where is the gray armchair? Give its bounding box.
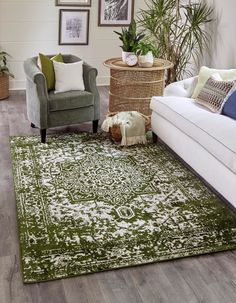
[24,54,100,143]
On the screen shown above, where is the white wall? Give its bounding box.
[0,0,146,89]
[3,0,234,90]
[204,0,236,69]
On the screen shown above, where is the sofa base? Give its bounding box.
[151,112,236,210]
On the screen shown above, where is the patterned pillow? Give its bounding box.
[195,76,236,113]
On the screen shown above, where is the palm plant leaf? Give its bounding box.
[138,0,214,84]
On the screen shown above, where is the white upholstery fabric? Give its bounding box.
[164,76,198,98]
[53,61,85,93]
[151,112,236,208]
[150,96,236,174]
[192,66,236,98]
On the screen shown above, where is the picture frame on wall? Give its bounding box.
[59,9,89,45]
[56,0,91,6]
[98,0,134,26]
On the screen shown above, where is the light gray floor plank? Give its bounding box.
[0,89,236,303]
[0,255,40,303]
[63,274,108,303]
[97,270,143,303]
[37,280,67,303]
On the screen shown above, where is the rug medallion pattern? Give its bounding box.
[10,133,236,282]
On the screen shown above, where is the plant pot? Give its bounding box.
[122,51,135,64]
[138,51,154,68]
[0,73,9,100]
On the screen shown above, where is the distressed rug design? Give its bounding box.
[10,133,236,283]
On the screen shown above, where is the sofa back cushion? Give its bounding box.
[195,75,235,113]
[192,66,236,98]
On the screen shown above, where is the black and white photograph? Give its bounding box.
[59,9,89,45]
[98,0,134,26]
[56,0,91,6]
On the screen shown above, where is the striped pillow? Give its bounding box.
[195,76,236,113]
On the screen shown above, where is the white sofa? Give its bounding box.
[150,77,236,209]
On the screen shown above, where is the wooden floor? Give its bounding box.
[0,88,236,303]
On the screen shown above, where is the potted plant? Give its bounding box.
[114,20,145,64]
[0,51,14,100]
[135,41,159,67]
[138,0,213,84]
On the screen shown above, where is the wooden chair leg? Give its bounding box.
[40,129,46,143]
[152,131,158,143]
[31,122,36,128]
[92,120,99,133]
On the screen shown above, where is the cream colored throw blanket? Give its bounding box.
[101,111,147,146]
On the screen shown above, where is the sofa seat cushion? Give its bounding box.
[48,90,94,112]
[150,96,236,174]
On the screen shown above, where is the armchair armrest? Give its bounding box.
[24,58,46,89]
[24,58,49,128]
[83,63,98,92]
[83,63,100,120]
[164,76,198,98]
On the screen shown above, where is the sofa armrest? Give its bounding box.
[164,76,198,98]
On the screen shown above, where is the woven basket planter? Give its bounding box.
[104,58,173,117]
[109,68,164,116]
[0,73,9,100]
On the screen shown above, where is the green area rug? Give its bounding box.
[10,133,236,283]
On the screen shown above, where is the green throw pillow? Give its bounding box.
[39,53,64,90]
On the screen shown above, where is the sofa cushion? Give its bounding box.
[53,60,85,93]
[195,75,235,113]
[48,90,94,112]
[39,53,64,91]
[150,96,236,174]
[192,66,236,98]
[222,90,236,120]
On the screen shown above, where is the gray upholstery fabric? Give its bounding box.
[23,54,100,130]
[48,90,94,112]
[48,107,94,127]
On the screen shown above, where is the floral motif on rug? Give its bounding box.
[10,133,236,283]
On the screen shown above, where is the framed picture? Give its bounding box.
[59,9,89,45]
[56,0,91,6]
[98,0,134,26]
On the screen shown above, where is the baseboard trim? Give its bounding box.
[9,76,110,90]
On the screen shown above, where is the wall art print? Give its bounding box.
[98,0,134,26]
[59,9,89,45]
[56,0,91,6]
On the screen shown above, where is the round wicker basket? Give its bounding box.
[108,112,151,142]
[0,73,9,100]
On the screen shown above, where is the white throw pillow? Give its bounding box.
[192,66,236,98]
[53,60,85,93]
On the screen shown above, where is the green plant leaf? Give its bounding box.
[0,50,14,78]
[137,0,214,84]
[113,20,145,52]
